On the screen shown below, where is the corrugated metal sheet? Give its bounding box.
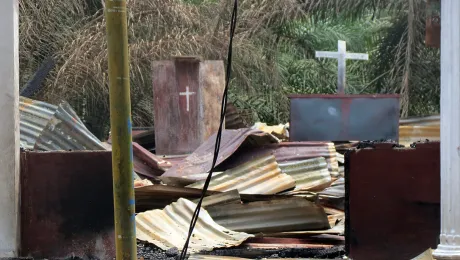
[193,190,242,208]
[266,219,345,237]
[217,142,340,179]
[187,155,295,195]
[136,198,253,253]
[242,237,344,249]
[133,142,171,174]
[278,157,332,191]
[34,101,105,151]
[135,184,220,212]
[163,129,279,180]
[19,96,58,149]
[399,125,440,147]
[399,115,440,126]
[318,178,344,198]
[206,197,330,234]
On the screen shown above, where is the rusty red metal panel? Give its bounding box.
[346,142,440,260]
[162,128,279,180]
[289,94,400,142]
[152,57,224,156]
[20,151,115,259]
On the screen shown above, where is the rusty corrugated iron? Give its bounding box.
[193,190,242,208]
[206,197,330,234]
[399,115,440,126]
[347,142,440,260]
[319,178,344,198]
[20,151,115,259]
[162,128,279,180]
[266,219,345,237]
[135,184,219,212]
[289,94,400,142]
[278,157,332,191]
[136,198,253,253]
[34,101,105,151]
[399,125,440,147]
[187,155,295,195]
[133,142,171,174]
[217,142,340,179]
[19,96,58,149]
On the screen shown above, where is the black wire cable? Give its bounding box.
[179,1,238,259]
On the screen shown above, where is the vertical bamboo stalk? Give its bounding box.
[104,0,137,259]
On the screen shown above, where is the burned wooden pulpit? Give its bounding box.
[152,57,225,156]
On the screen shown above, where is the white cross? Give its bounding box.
[179,86,196,112]
[315,40,369,94]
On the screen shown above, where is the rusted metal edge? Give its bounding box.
[187,155,296,195]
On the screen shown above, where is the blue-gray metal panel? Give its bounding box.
[289,95,400,142]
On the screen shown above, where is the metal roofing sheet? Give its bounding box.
[136,198,253,253]
[133,142,171,175]
[193,190,242,208]
[19,96,58,149]
[319,178,344,198]
[163,128,279,180]
[216,142,340,179]
[266,219,345,237]
[206,197,330,234]
[278,157,332,191]
[187,155,295,195]
[399,125,440,147]
[135,184,220,212]
[399,115,440,126]
[34,101,105,151]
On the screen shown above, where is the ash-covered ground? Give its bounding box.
[2,242,344,260]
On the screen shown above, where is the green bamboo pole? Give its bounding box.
[104,0,137,259]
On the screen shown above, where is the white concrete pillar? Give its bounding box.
[433,0,460,259]
[0,0,20,257]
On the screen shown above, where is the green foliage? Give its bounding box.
[19,0,440,137]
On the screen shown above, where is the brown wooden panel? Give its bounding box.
[200,60,225,139]
[152,58,224,156]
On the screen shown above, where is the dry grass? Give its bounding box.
[19,0,309,135]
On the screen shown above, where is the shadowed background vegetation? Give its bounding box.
[19,0,440,139]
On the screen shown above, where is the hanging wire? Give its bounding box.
[179,0,238,259]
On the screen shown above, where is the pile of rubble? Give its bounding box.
[133,128,346,259]
[19,97,346,259]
